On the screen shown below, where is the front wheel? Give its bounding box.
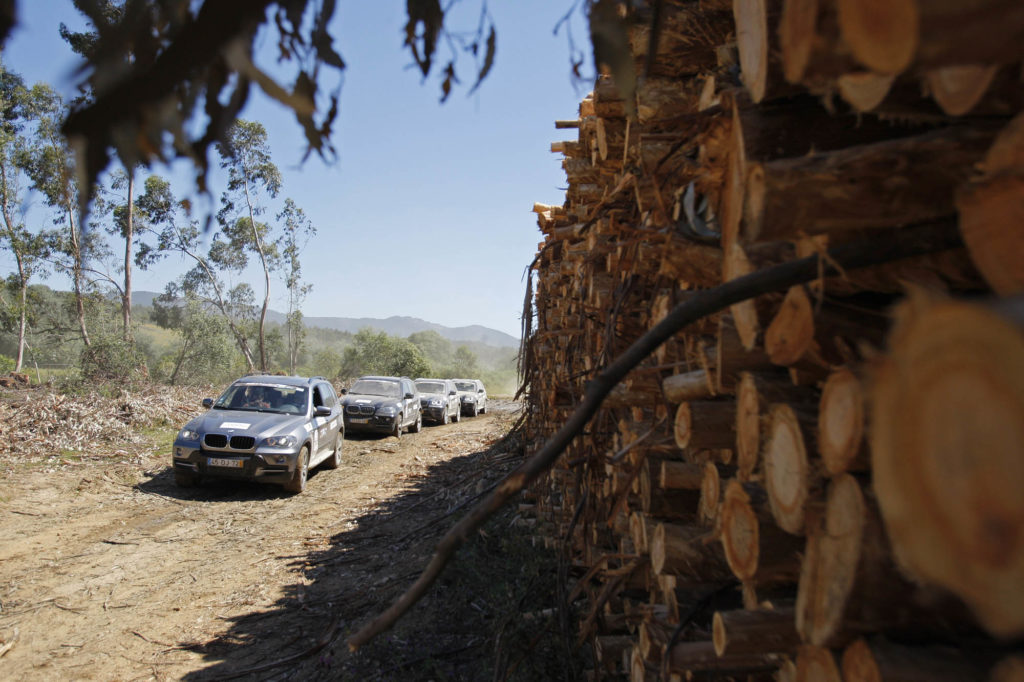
[452,406,460,423]
[441,409,450,425]
[411,413,422,433]
[393,417,402,439]
[324,431,342,469]
[284,446,310,494]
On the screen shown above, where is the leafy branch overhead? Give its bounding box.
[43,0,510,213]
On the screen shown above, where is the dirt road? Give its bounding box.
[0,399,534,680]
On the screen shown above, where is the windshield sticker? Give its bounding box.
[355,399,372,404]
[220,422,250,429]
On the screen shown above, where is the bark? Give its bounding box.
[122,169,134,342]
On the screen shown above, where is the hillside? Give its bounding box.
[131,291,520,348]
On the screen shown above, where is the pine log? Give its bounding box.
[712,605,799,657]
[957,113,1024,295]
[837,0,1024,73]
[764,403,819,535]
[925,64,999,116]
[666,639,781,675]
[794,644,842,682]
[991,657,1024,682]
[735,371,761,481]
[817,368,868,476]
[744,126,998,243]
[628,3,733,80]
[870,296,1024,638]
[659,460,707,491]
[837,72,897,112]
[662,368,716,403]
[699,461,721,524]
[650,521,731,579]
[720,479,804,583]
[765,285,815,366]
[841,637,992,682]
[674,400,737,450]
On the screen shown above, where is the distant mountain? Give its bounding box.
[132,291,520,349]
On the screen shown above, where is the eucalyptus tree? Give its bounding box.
[135,174,258,371]
[216,119,282,371]
[277,198,315,374]
[16,81,96,348]
[0,67,51,371]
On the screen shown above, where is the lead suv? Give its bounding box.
[340,376,422,438]
[172,375,343,494]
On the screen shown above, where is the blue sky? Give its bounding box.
[2,1,591,338]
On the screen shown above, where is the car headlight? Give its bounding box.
[429,398,444,407]
[462,395,476,402]
[375,405,398,417]
[264,435,297,447]
[179,429,200,441]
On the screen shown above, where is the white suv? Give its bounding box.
[453,379,487,417]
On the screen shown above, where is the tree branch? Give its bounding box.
[346,219,964,651]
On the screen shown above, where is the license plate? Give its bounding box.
[349,417,369,424]
[208,457,244,468]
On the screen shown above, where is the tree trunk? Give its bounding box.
[122,168,134,342]
[67,202,90,348]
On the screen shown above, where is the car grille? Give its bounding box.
[346,404,374,416]
[203,434,255,450]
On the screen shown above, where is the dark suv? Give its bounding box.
[340,376,422,438]
[172,375,343,494]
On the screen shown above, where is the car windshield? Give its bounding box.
[416,381,446,395]
[215,384,307,415]
[351,379,402,398]
[454,381,475,391]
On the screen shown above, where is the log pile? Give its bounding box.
[521,1,1024,679]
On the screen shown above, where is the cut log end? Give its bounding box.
[720,479,760,580]
[735,372,760,481]
[795,474,866,646]
[871,298,1024,637]
[734,0,770,103]
[819,368,866,476]
[836,0,918,74]
[765,285,815,366]
[764,404,811,535]
[837,72,896,113]
[926,64,999,117]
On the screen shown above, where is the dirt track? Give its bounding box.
[0,399,530,680]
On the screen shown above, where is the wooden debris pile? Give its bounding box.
[0,384,205,464]
[521,0,1024,679]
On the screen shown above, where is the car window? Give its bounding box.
[313,386,325,408]
[454,381,475,391]
[416,380,446,394]
[351,379,401,397]
[318,383,336,408]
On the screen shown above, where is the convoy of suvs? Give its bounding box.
[171,373,489,494]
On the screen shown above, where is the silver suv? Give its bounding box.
[172,375,343,494]
[340,376,422,438]
[415,378,461,425]
[454,379,487,417]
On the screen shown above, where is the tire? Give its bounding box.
[174,470,199,487]
[471,404,479,418]
[480,402,486,414]
[441,409,449,425]
[284,445,310,494]
[323,431,342,469]
[453,406,460,423]
[411,413,422,433]
[393,417,402,439]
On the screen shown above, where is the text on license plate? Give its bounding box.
[208,457,244,468]
[349,417,369,423]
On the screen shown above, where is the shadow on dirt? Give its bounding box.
[136,466,329,503]
[168,417,581,681]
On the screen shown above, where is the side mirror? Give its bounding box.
[315,405,331,417]
[478,389,484,393]
[340,388,348,395]
[405,392,415,399]
[202,398,213,408]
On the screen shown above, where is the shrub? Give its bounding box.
[79,336,149,384]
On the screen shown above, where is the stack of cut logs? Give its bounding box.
[521,0,1024,679]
